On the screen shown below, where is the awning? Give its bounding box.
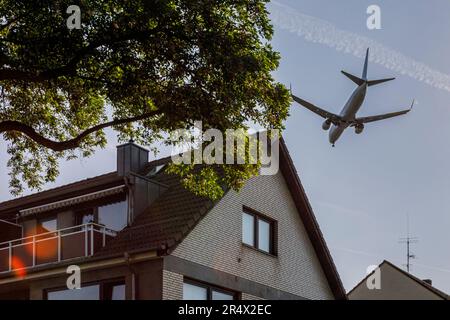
[19,185,126,217]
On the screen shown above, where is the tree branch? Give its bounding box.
[0,110,162,152]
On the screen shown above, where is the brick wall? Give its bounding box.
[241,293,266,300]
[163,270,183,300]
[165,171,334,300]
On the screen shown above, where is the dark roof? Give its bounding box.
[96,164,215,256]
[97,138,346,299]
[347,260,448,299]
[0,138,346,300]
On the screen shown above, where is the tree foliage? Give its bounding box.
[0,0,290,196]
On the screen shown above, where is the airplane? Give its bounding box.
[291,48,413,147]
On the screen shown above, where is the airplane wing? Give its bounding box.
[354,108,412,124]
[291,94,341,123]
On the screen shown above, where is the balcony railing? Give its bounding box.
[0,223,117,274]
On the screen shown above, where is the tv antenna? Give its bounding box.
[399,213,418,273]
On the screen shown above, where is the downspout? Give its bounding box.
[124,252,137,300]
[124,175,137,300]
[123,176,134,226]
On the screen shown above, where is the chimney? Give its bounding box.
[422,279,432,286]
[117,140,149,176]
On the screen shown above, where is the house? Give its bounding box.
[0,138,346,300]
[348,260,448,300]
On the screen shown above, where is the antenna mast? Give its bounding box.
[399,214,418,273]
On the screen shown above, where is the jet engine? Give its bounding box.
[322,119,332,130]
[355,124,364,134]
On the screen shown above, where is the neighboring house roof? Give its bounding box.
[348,260,449,300]
[0,138,346,300]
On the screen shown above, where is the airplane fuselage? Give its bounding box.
[329,83,367,145]
[292,48,410,145]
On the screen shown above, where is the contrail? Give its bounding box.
[269,1,450,92]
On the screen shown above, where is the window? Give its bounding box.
[183,280,237,300]
[76,209,95,225]
[104,282,126,300]
[37,217,57,234]
[74,197,128,231]
[258,219,271,253]
[46,280,125,300]
[183,282,207,300]
[98,200,128,231]
[242,212,255,246]
[242,207,276,255]
[111,284,126,300]
[47,284,100,300]
[211,290,234,300]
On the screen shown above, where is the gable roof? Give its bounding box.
[347,260,448,299]
[0,138,346,300]
[278,138,346,300]
[96,138,346,299]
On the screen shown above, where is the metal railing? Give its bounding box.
[0,223,117,274]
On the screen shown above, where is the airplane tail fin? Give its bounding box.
[341,70,365,86]
[362,48,369,80]
[340,48,369,85]
[367,77,396,86]
[342,48,395,87]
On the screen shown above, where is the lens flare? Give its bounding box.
[11,256,26,278]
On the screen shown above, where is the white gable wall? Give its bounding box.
[168,171,334,300]
[349,262,445,300]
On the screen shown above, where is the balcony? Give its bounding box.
[0,223,117,274]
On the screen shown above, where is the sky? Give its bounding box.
[1,0,450,294]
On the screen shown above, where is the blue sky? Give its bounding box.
[1,0,450,293]
[269,0,450,292]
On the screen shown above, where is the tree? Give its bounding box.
[0,0,290,197]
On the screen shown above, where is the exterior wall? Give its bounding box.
[168,171,334,300]
[163,270,183,300]
[241,293,265,300]
[349,263,445,300]
[135,259,164,300]
[29,264,138,300]
[0,258,163,300]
